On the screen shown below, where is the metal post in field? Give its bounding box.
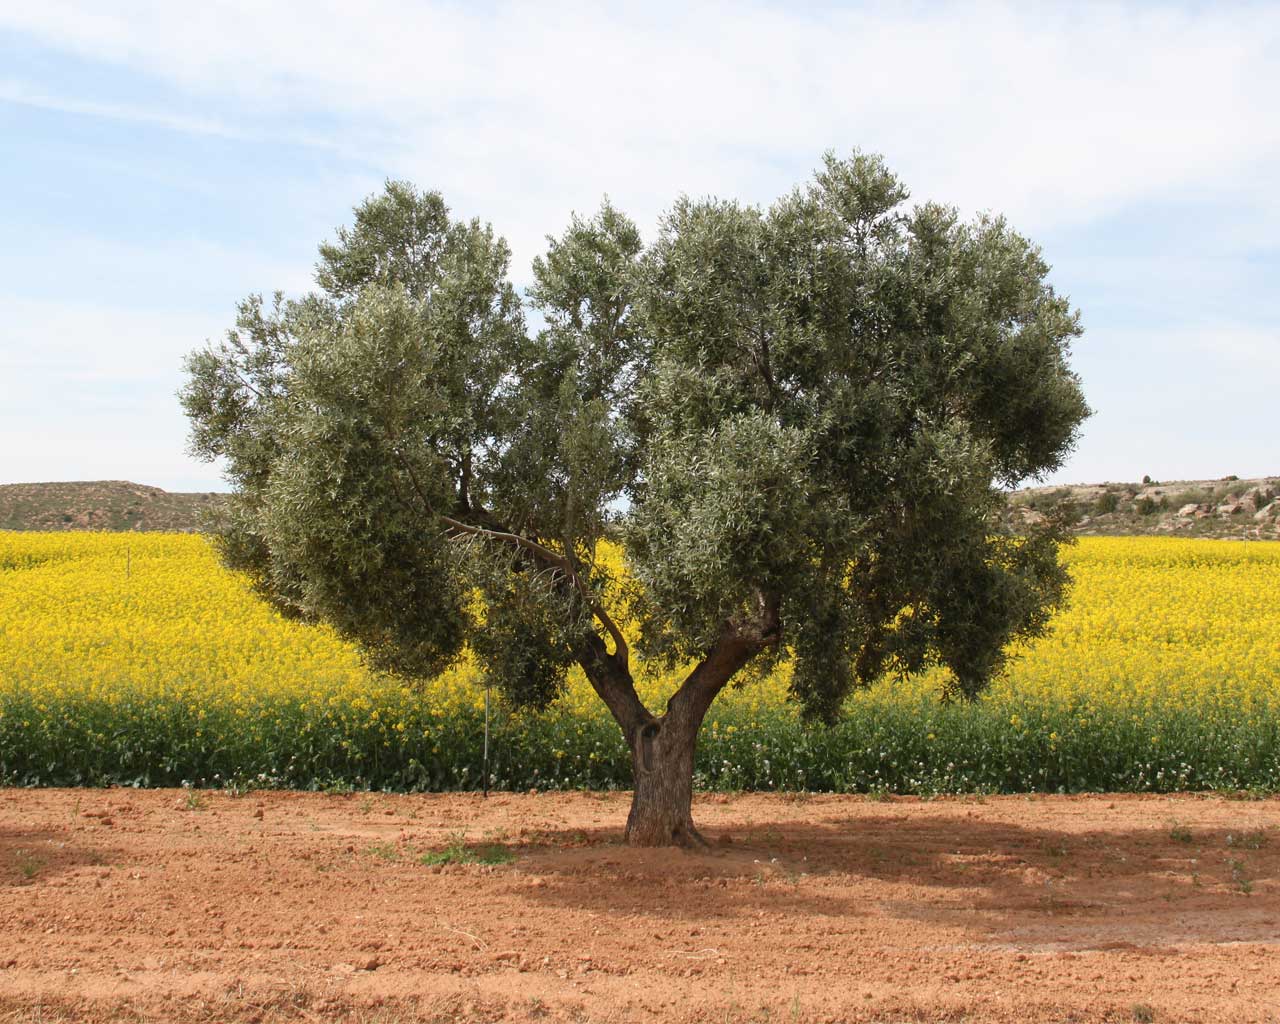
[483,679,490,799]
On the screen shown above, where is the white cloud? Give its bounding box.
[0,78,242,138]
[4,1,1278,271]
[2,1,1277,488]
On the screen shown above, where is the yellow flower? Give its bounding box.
[3,531,1279,784]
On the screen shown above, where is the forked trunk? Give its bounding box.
[576,607,779,849]
[624,711,707,849]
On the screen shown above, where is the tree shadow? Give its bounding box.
[507,809,1280,950]
[0,825,122,886]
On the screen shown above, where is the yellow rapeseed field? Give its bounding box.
[2,531,1278,792]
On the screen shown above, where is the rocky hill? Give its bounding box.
[2,477,1278,539]
[1007,475,1280,541]
[0,481,224,532]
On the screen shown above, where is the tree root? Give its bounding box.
[625,819,712,851]
[674,821,711,852]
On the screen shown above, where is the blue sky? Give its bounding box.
[1,1,1276,491]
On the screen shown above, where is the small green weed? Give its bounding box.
[14,848,43,880]
[1227,858,1253,894]
[419,833,514,866]
[366,842,400,861]
[1168,822,1192,844]
[1132,1003,1155,1023]
[1222,788,1269,802]
[1226,828,1268,850]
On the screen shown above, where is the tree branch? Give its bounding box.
[232,369,264,400]
[756,320,777,411]
[437,514,629,670]
[576,632,651,744]
[668,588,782,725]
[390,446,630,670]
[458,448,472,512]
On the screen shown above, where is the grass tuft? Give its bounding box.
[419,833,514,866]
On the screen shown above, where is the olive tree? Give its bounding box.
[181,156,1088,847]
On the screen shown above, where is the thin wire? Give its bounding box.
[483,678,490,799]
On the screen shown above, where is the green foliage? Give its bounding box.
[1225,827,1269,850]
[625,153,1086,715]
[14,849,43,880]
[419,833,514,865]
[315,180,452,301]
[1095,492,1121,514]
[6,682,1280,796]
[1172,487,1212,507]
[182,156,1088,730]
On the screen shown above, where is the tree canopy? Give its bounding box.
[182,154,1089,845]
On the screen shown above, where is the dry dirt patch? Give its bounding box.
[2,790,1277,1022]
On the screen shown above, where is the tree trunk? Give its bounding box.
[624,709,707,849]
[576,603,781,849]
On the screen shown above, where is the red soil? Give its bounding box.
[2,789,1278,1022]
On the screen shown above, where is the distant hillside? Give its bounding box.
[3,476,1278,539]
[1007,475,1280,541]
[0,481,224,532]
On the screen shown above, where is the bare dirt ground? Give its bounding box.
[2,790,1278,1023]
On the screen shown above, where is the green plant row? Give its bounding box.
[3,688,1277,795]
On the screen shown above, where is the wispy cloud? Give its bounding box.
[0,78,243,139]
[5,1,1279,270]
[1,1,1277,488]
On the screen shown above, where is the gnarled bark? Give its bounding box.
[624,708,706,848]
[577,594,782,848]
